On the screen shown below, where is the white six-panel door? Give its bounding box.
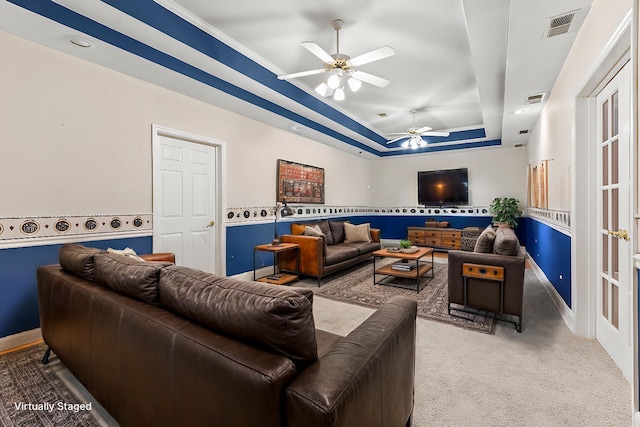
[152,128,219,274]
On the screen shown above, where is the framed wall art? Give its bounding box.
[276,159,325,204]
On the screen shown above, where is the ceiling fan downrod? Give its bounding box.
[332,19,344,56]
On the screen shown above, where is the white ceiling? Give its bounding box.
[0,0,592,158]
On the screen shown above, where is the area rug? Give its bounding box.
[0,343,105,427]
[304,259,496,334]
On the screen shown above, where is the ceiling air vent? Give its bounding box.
[519,129,529,135]
[525,93,545,105]
[545,11,576,38]
[514,143,526,148]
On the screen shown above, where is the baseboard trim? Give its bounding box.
[0,328,42,352]
[527,254,576,332]
[231,266,273,281]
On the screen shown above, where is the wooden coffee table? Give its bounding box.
[372,247,434,293]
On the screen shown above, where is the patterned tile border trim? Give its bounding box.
[0,214,153,242]
[526,207,571,233]
[225,205,491,225]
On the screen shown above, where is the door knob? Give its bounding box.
[608,229,630,241]
[207,220,215,228]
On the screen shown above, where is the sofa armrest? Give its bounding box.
[370,228,381,243]
[285,296,417,427]
[140,253,176,263]
[280,234,324,277]
[447,250,525,316]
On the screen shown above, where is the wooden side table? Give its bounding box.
[253,243,299,285]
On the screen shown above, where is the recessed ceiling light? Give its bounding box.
[69,37,93,48]
[514,110,524,115]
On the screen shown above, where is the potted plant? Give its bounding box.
[489,197,522,228]
[399,239,412,249]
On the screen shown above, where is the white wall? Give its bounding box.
[371,147,528,207]
[0,31,373,217]
[526,0,632,210]
[1,30,525,218]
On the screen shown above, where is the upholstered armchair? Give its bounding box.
[447,226,525,331]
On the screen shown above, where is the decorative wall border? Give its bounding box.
[225,205,491,225]
[526,207,571,233]
[0,214,153,242]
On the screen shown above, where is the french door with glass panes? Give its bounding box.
[596,61,632,382]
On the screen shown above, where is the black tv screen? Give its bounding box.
[418,168,469,206]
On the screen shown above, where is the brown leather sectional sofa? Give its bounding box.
[37,244,417,426]
[280,220,381,285]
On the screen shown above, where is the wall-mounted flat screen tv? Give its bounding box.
[418,168,469,206]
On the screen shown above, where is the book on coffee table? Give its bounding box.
[391,260,418,271]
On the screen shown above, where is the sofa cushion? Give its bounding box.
[343,240,381,255]
[324,245,359,266]
[493,227,520,256]
[158,266,318,371]
[94,253,172,305]
[344,222,372,243]
[317,219,334,245]
[329,221,346,244]
[59,243,104,282]
[473,226,496,253]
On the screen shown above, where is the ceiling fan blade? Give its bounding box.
[421,131,450,137]
[387,132,411,136]
[350,70,390,88]
[277,68,327,80]
[416,126,433,133]
[349,45,395,67]
[301,42,335,64]
[386,135,408,144]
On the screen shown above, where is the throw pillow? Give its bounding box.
[344,222,372,243]
[303,225,324,237]
[329,221,346,243]
[107,247,145,261]
[317,219,334,245]
[473,226,496,253]
[493,227,520,256]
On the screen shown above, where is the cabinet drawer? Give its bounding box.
[425,230,440,238]
[426,237,441,246]
[407,230,424,240]
[441,230,462,238]
[441,238,461,249]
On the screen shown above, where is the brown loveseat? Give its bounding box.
[279,220,381,285]
[447,226,525,332]
[37,244,417,426]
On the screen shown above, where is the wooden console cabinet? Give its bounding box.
[407,227,462,251]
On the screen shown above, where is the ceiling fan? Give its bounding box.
[277,19,394,99]
[386,109,450,149]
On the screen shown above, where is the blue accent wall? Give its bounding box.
[521,217,572,307]
[0,236,151,339]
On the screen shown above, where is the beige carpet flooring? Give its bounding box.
[313,268,632,426]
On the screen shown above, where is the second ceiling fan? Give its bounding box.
[277,19,394,100]
[387,109,450,149]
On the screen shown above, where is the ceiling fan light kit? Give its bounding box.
[279,18,394,101]
[388,109,451,149]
